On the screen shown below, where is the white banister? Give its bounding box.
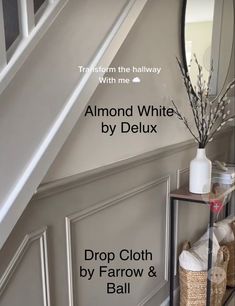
[0,0,6,69]
[0,0,68,94]
[19,0,35,37]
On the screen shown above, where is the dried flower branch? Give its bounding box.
[172,54,235,148]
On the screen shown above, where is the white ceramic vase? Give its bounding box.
[189,148,212,194]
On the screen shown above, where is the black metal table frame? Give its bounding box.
[169,195,233,306]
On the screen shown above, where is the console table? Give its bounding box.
[169,185,235,306]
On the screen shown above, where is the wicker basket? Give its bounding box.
[223,221,235,287]
[179,241,229,306]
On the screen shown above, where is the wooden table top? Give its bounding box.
[170,184,235,204]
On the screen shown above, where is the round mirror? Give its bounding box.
[182,0,234,95]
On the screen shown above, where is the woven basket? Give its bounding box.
[179,241,229,306]
[223,221,235,287]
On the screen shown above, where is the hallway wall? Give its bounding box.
[0,131,231,306]
[43,0,189,182]
[44,0,235,183]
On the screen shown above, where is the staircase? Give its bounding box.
[0,0,148,249]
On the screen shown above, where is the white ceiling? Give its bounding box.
[186,0,215,23]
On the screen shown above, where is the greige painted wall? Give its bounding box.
[0,132,231,306]
[44,0,235,183]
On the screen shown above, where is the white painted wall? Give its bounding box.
[43,0,191,182]
[44,0,235,183]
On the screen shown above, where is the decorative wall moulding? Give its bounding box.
[0,227,51,306]
[65,176,170,306]
[36,128,233,201]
